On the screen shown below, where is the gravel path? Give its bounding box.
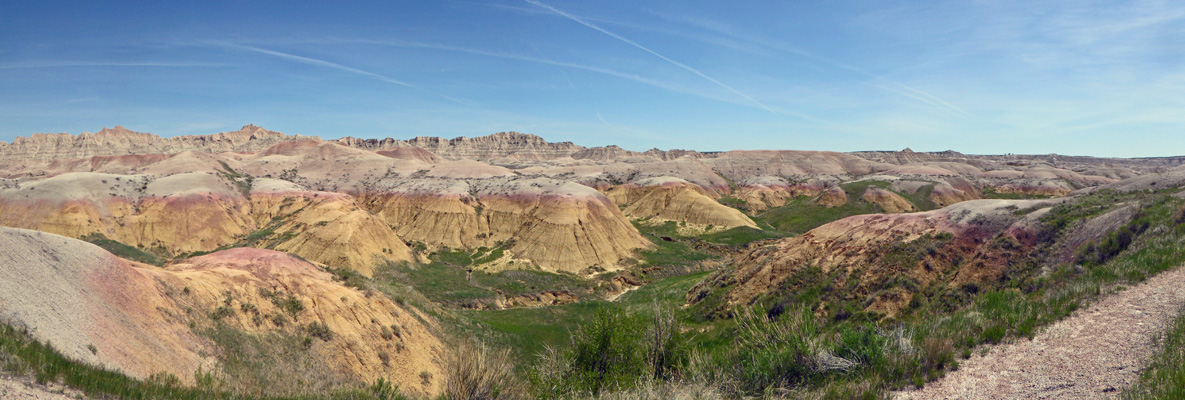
[0,375,84,400]
[896,266,1185,399]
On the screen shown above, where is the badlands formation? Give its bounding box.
[2,124,1184,395]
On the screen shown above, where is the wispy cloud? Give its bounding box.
[654,11,972,116]
[596,111,611,126]
[877,82,969,115]
[214,42,472,106]
[524,0,784,118]
[0,61,223,69]
[335,37,766,111]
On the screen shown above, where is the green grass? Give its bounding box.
[675,189,1185,397]
[0,324,409,400]
[716,195,748,209]
[632,221,714,266]
[81,233,164,266]
[699,226,787,246]
[756,196,881,234]
[753,180,915,235]
[982,187,1057,199]
[1123,304,1185,399]
[378,261,499,307]
[896,183,939,211]
[463,272,712,365]
[471,269,595,298]
[375,252,603,308]
[434,246,505,267]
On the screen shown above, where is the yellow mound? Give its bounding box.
[363,178,650,273]
[605,177,757,230]
[250,190,414,276]
[861,187,917,213]
[0,229,446,397]
[166,248,445,396]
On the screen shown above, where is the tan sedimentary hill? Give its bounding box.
[929,178,982,207]
[519,156,731,193]
[861,186,917,213]
[249,181,414,276]
[703,150,891,181]
[1,124,1175,280]
[403,131,583,161]
[604,177,757,229]
[570,145,649,161]
[689,199,1059,317]
[0,171,253,254]
[816,185,849,207]
[0,136,650,274]
[0,227,210,383]
[164,248,445,396]
[0,171,414,275]
[0,125,1161,216]
[0,125,315,161]
[0,229,446,396]
[1097,165,1185,192]
[361,177,652,273]
[731,176,827,211]
[852,149,1185,173]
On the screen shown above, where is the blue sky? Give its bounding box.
[1,0,1182,157]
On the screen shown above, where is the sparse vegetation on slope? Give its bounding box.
[1123,304,1185,400]
[669,189,1185,397]
[81,232,164,266]
[0,324,412,400]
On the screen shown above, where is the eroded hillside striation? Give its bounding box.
[4,124,1185,399]
[0,228,445,396]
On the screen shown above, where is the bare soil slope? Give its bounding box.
[0,227,446,396]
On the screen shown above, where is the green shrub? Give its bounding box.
[835,324,887,368]
[565,308,647,394]
[730,306,821,393]
[306,321,334,341]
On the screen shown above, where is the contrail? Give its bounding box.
[525,0,782,118]
[218,42,471,106]
[886,83,969,115]
[365,38,760,110]
[596,111,611,126]
[653,12,970,116]
[0,62,222,69]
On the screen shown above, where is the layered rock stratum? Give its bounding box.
[2,124,1176,276]
[3,124,1184,396]
[0,227,445,396]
